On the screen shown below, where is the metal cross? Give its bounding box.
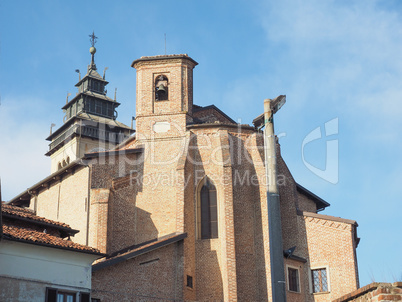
[89,31,98,47]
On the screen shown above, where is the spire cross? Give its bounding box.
[89,31,98,47]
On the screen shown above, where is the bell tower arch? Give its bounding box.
[131,54,198,139]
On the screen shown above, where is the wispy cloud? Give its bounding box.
[0,96,50,200]
[256,0,402,116]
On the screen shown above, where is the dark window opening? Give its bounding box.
[155,75,168,101]
[95,100,102,114]
[187,275,193,288]
[312,268,328,293]
[46,288,90,302]
[200,178,218,239]
[287,267,300,292]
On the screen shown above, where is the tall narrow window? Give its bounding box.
[155,75,168,101]
[198,177,218,239]
[287,266,300,292]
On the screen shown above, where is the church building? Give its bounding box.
[9,37,360,302]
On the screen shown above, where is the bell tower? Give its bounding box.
[131,55,198,140]
[46,32,134,173]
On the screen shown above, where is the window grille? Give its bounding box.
[287,267,300,292]
[312,268,328,293]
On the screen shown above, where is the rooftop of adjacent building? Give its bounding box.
[1,203,102,255]
[93,232,187,272]
[332,282,402,302]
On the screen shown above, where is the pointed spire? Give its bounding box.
[89,31,98,70]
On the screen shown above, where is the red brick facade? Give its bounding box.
[10,54,360,301]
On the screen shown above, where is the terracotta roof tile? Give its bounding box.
[2,204,71,229]
[2,204,101,254]
[2,224,100,254]
[139,54,190,59]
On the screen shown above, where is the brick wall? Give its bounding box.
[25,53,362,302]
[31,165,90,245]
[230,130,270,301]
[333,282,402,302]
[284,258,307,302]
[92,243,184,302]
[302,212,359,302]
[88,188,110,254]
[190,127,239,301]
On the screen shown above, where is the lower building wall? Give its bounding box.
[0,240,96,302]
[0,276,91,302]
[92,242,184,302]
[195,239,224,302]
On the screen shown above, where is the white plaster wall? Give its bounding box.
[0,240,99,289]
[50,139,79,173]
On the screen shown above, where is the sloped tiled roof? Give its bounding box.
[93,233,187,271]
[2,204,101,255]
[2,204,71,229]
[192,104,237,124]
[77,112,132,130]
[2,224,99,254]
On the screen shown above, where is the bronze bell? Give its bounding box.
[158,84,166,93]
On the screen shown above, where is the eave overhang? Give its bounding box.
[187,123,255,131]
[75,73,109,88]
[92,232,187,272]
[296,183,330,211]
[2,213,79,237]
[46,114,133,142]
[84,147,144,159]
[131,54,198,68]
[2,235,105,256]
[62,91,119,110]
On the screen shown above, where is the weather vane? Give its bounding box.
[89,31,98,47]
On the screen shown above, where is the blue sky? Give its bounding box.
[1,0,401,287]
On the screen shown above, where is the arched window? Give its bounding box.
[198,177,218,239]
[155,75,168,101]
